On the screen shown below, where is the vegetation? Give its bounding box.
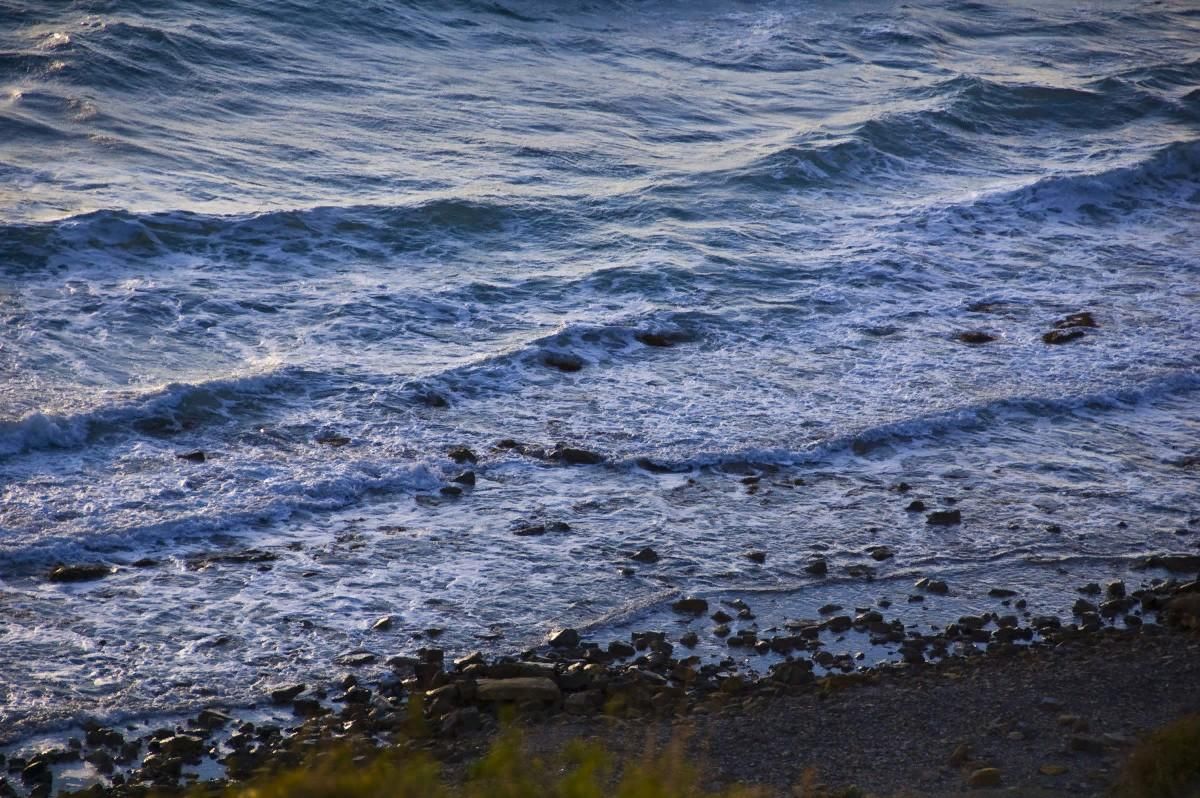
[1113,714,1200,798]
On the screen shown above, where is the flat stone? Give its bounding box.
[548,628,580,648]
[476,677,561,703]
[269,684,306,704]
[672,597,708,614]
[967,768,1002,789]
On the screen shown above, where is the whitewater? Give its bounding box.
[1,0,1198,739]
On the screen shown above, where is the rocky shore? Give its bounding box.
[3,570,1198,797]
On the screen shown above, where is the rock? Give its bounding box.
[292,698,326,717]
[451,471,476,486]
[1054,312,1097,329]
[804,558,828,576]
[542,352,584,372]
[1039,763,1068,776]
[550,445,604,465]
[48,564,113,583]
[631,547,660,563]
[419,391,449,408]
[448,446,477,464]
[1069,735,1106,754]
[439,485,463,497]
[1106,580,1126,599]
[176,450,206,463]
[713,623,731,637]
[476,677,561,703]
[867,546,893,561]
[548,628,580,648]
[948,743,971,767]
[1165,595,1200,630]
[1072,599,1097,615]
[671,597,708,615]
[1042,328,1086,345]
[269,684,306,704]
[608,641,636,658]
[845,564,875,578]
[1139,554,1200,573]
[335,651,377,667]
[84,750,115,775]
[487,661,556,679]
[926,510,962,526]
[159,734,205,759]
[196,709,233,729]
[827,616,853,633]
[915,577,949,594]
[905,499,927,512]
[679,631,698,647]
[818,603,843,615]
[967,768,1002,789]
[711,609,734,623]
[957,331,996,344]
[743,550,766,564]
[1079,582,1101,595]
[635,330,688,348]
[315,434,350,447]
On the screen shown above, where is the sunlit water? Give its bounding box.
[1,0,1199,738]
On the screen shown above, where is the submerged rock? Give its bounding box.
[1054,311,1097,329]
[176,450,206,463]
[1042,328,1086,345]
[957,331,996,344]
[631,547,660,563]
[48,564,113,583]
[671,597,708,615]
[926,509,962,526]
[447,446,478,464]
[542,352,584,372]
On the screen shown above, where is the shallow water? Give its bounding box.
[1,0,1198,738]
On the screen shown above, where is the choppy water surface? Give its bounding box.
[1,0,1199,736]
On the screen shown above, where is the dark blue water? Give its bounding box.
[1,0,1199,739]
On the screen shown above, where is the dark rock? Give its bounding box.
[631,547,659,563]
[711,609,734,623]
[988,588,1018,598]
[671,597,708,615]
[542,352,584,372]
[420,392,449,408]
[448,446,478,464]
[292,698,327,717]
[905,499,927,512]
[48,564,113,583]
[679,631,699,647]
[1139,554,1200,573]
[131,558,158,568]
[915,577,949,594]
[967,767,1002,789]
[926,510,962,526]
[176,450,206,463]
[867,546,894,561]
[845,564,876,578]
[1042,328,1086,345]
[1079,583,1102,595]
[439,485,463,497]
[548,628,580,648]
[451,471,476,486]
[1072,599,1097,615]
[608,641,636,658]
[371,616,394,632]
[196,709,233,729]
[315,434,350,447]
[551,446,604,465]
[1054,312,1097,329]
[334,651,377,667]
[804,558,828,576]
[159,734,204,759]
[269,684,306,704]
[743,550,767,564]
[476,677,561,703]
[818,603,843,615]
[827,616,853,633]
[957,331,996,344]
[635,331,688,348]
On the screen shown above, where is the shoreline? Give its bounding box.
[5,574,1198,797]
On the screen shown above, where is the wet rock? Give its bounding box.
[548,628,580,648]
[188,549,277,569]
[159,734,204,759]
[1139,554,1200,573]
[926,509,962,526]
[1054,312,1097,329]
[743,550,767,564]
[292,698,327,717]
[48,564,113,583]
[84,750,115,775]
[335,651,377,667]
[1106,580,1126,599]
[514,521,570,537]
[1042,328,1086,345]
[419,392,449,408]
[845,564,875,578]
[451,471,476,486]
[447,446,478,464]
[905,499,926,512]
[371,616,394,632]
[948,743,971,767]
[542,352,584,372]
[672,597,708,614]
[818,603,843,615]
[635,330,689,348]
[551,446,604,465]
[176,450,206,463]
[804,558,828,576]
[967,768,1001,789]
[915,577,949,594]
[867,545,893,561]
[713,623,731,637]
[196,709,234,729]
[476,677,561,703]
[315,434,350,447]
[19,759,49,786]
[631,547,659,563]
[957,331,996,344]
[270,683,306,704]
[1079,583,1101,595]
[1069,735,1107,754]
[1072,599,1097,615]
[988,588,1018,598]
[439,485,463,497]
[827,616,853,633]
[131,557,158,568]
[608,641,636,658]
[679,631,698,647]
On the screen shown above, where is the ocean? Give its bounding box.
[1,0,1198,740]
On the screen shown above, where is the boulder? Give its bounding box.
[48,564,113,583]
[476,677,561,703]
[967,768,1001,789]
[926,510,962,526]
[671,597,708,614]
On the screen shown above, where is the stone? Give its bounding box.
[631,547,659,563]
[948,743,971,767]
[476,677,561,703]
[957,331,996,344]
[1106,581,1126,599]
[552,446,604,465]
[1042,328,1086,345]
[1039,763,1068,776]
[868,546,893,561]
[905,499,926,512]
[804,558,828,576]
[818,603,843,615]
[176,450,206,463]
[967,768,1002,789]
[335,651,377,667]
[915,577,949,594]
[548,628,580,648]
[315,434,350,447]
[292,698,326,717]
[159,734,205,759]
[926,510,962,526]
[196,709,233,729]
[1070,735,1106,754]
[1072,599,1097,615]
[1054,312,1097,329]
[744,550,766,564]
[988,588,1018,598]
[448,446,478,464]
[270,683,306,704]
[635,331,687,348]
[543,352,584,372]
[1139,554,1200,573]
[451,471,476,486]
[48,564,113,583]
[371,616,394,632]
[671,597,708,614]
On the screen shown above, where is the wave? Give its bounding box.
[0,198,554,274]
[623,371,1200,473]
[0,367,303,458]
